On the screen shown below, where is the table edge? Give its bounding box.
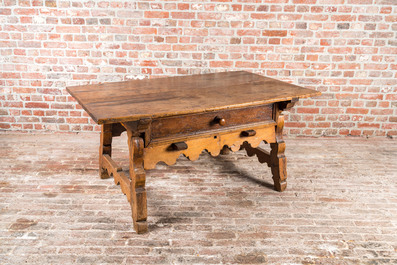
[66,86,100,123]
[94,91,321,125]
[65,71,322,125]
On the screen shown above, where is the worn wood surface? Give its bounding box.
[143,123,276,170]
[242,143,272,165]
[99,124,112,179]
[151,104,273,140]
[88,71,321,233]
[271,103,289,192]
[240,104,288,191]
[102,154,131,203]
[128,134,148,234]
[66,71,321,124]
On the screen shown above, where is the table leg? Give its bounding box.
[127,133,148,234]
[99,124,112,179]
[241,114,287,192]
[270,114,287,192]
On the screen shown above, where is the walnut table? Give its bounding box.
[66,71,320,234]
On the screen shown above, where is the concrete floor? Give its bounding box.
[0,133,396,264]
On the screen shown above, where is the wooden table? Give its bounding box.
[67,71,320,234]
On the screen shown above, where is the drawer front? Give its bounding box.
[151,104,273,140]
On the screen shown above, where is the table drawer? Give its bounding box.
[150,104,273,140]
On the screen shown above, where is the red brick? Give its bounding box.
[14,8,36,15]
[0,73,21,79]
[237,29,261,36]
[285,62,310,69]
[147,44,171,51]
[173,45,197,51]
[21,73,46,79]
[139,60,157,67]
[286,122,306,128]
[0,8,11,15]
[0,123,11,129]
[297,108,320,114]
[371,109,393,115]
[261,62,285,68]
[346,108,369,114]
[338,63,360,70]
[235,61,259,68]
[122,43,145,50]
[144,11,169,18]
[385,15,397,22]
[380,7,392,14]
[25,102,49,109]
[66,117,88,123]
[178,3,189,10]
[328,47,352,54]
[197,12,221,20]
[350,79,373,85]
[210,61,233,68]
[364,64,388,70]
[232,4,242,11]
[171,12,195,19]
[133,28,157,35]
[56,26,80,33]
[358,123,380,129]
[72,74,97,80]
[331,15,356,21]
[262,30,287,37]
[250,13,275,20]
[355,47,378,54]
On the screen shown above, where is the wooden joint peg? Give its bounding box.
[241,130,256,137]
[170,141,188,151]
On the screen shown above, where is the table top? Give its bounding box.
[67,71,320,124]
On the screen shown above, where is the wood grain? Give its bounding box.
[102,154,131,203]
[151,104,273,140]
[87,72,321,233]
[143,123,276,170]
[66,71,321,124]
[99,124,112,179]
[128,134,148,234]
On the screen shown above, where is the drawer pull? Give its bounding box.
[214,116,226,126]
[170,142,188,151]
[241,130,256,137]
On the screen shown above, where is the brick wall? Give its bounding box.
[0,0,396,137]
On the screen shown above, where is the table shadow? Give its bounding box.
[210,154,275,191]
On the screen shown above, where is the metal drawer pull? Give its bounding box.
[170,141,188,151]
[241,130,256,137]
[214,116,226,126]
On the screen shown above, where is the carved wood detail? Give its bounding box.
[128,134,148,234]
[279,97,298,112]
[270,112,287,192]
[241,142,271,166]
[143,125,276,170]
[268,101,290,192]
[102,154,131,202]
[240,101,293,192]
